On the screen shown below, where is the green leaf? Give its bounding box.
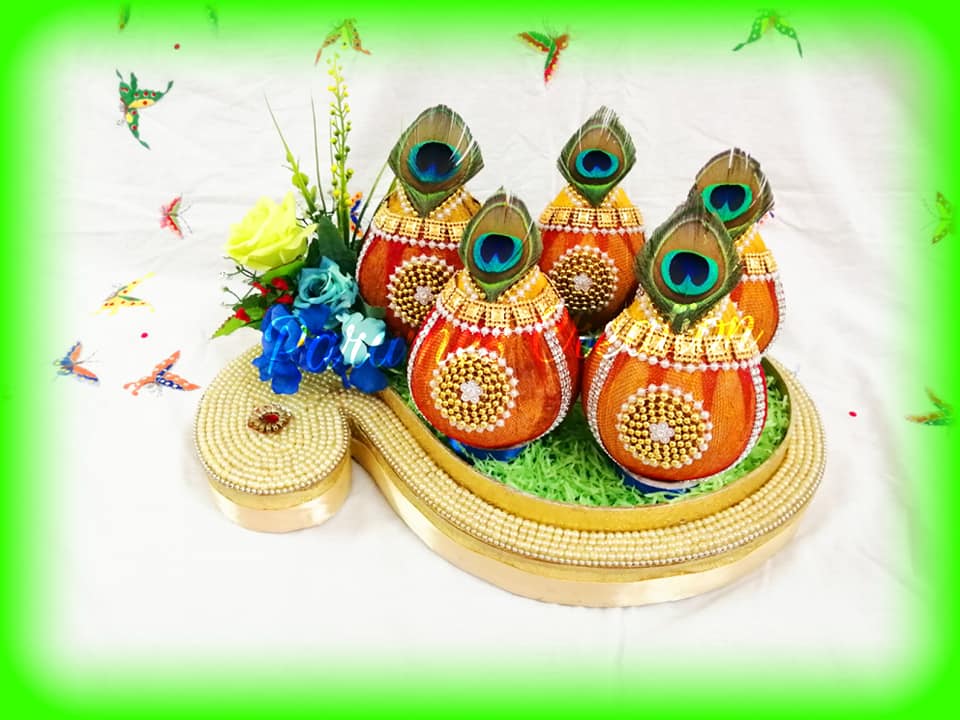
[313,214,357,274]
[245,305,266,321]
[260,259,305,284]
[212,316,247,338]
[240,294,266,309]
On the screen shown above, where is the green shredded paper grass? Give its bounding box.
[389,371,789,507]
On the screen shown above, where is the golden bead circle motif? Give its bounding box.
[548,246,617,314]
[429,347,518,433]
[615,385,712,468]
[387,255,456,329]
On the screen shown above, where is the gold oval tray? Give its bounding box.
[195,347,824,605]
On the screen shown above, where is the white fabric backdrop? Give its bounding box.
[42,18,930,680]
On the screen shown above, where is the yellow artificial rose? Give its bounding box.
[224,193,316,271]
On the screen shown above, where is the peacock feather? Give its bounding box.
[688,148,774,240]
[557,106,636,207]
[388,105,484,217]
[460,190,542,301]
[636,196,742,333]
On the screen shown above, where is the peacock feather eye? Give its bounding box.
[660,250,720,298]
[388,104,484,216]
[702,183,753,222]
[472,233,523,274]
[688,149,774,239]
[408,141,462,184]
[635,196,741,332]
[558,107,636,207]
[460,190,542,301]
[575,149,620,180]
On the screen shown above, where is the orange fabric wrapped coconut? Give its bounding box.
[539,185,645,333]
[408,191,580,452]
[357,186,480,342]
[582,195,766,487]
[689,148,783,351]
[356,104,484,343]
[537,107,645,333]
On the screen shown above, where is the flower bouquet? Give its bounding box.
[215,55,404,396]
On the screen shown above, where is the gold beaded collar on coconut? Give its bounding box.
[687,148,774,242]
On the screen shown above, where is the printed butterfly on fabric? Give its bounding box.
[906,388,954,426]
[117,70,174,149]
[55,341,99,385]
[315,18,371,64]
[97,273,155,315]
[124,351,200,396]
[930,192,954,244]
[732,10,802,58]
[160,195,190,238]
[205,3,219,32]
[518,31,569,84]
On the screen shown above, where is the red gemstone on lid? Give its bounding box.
[262,413,280,424]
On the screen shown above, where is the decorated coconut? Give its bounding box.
[688,148,782,351]
[408,190,580,454]
[537,107,646,334]
[357,105,483,342]
[582,196,767,488]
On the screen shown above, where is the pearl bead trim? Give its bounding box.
[542,328,574,436]
[337,358,823,568]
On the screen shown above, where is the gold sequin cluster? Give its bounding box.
[539,204,642,230]
[742,251,778,276]
[387,256,454,328]
[429,347,519,433]
[548,246,617,314]
[616,386,712,468]
[247,404,292,434]
[438,269,561,331]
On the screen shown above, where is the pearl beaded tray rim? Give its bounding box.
[356,357,823,606]
[195,348,824,605]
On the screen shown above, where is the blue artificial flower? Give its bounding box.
[261,303,304,353]
[294,258,358,324]
[299,331,341,373]
[334,334,407,393]
[252,304,306,394]
[338,312,386,366]
[295,303,332,336]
